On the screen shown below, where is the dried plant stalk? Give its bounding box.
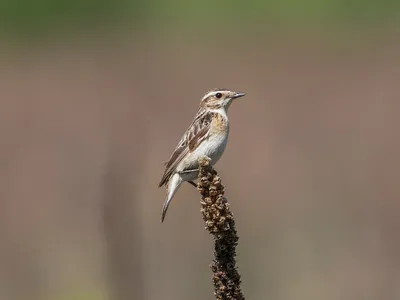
[197,157,245,300]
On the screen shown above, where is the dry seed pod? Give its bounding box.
[197,157,245,300]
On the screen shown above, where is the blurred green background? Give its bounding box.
[0,1,399,300]
[1,0,400,35]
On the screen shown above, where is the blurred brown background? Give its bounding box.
[1,1,400,299]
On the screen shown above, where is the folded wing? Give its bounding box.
[158,109,213,187]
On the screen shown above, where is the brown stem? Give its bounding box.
[197,157,245,300]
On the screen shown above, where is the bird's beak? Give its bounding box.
[232,92,246,99]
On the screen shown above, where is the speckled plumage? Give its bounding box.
[158,89,246,222]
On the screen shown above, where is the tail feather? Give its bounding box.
[161,197,172,222]
[161,173,182,222]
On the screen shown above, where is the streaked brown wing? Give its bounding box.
[188,125,209,152]
[158,109,213,187]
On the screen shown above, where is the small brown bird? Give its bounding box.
[158,88,246,222]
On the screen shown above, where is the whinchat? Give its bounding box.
[158,88,246,222]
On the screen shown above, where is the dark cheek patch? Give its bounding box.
[200,95,223,109]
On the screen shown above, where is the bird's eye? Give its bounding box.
[216,93,222,98]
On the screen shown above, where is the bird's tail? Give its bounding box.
[161,173,183,222]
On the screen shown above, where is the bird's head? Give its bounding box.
[200,88,246,111]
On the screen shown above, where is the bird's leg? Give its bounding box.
[178,169,199,174]
[188,181,197,188]
[178,169,199,188]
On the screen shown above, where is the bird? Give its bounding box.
[158,88,246,222]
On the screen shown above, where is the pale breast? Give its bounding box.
[177,111,229,176]
[210,113,229,134]
[202,112,229,164]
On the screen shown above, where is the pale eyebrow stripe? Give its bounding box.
[201,89,228,101]
[201,91,216,101]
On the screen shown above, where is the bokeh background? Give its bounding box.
[1,1,400,299]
